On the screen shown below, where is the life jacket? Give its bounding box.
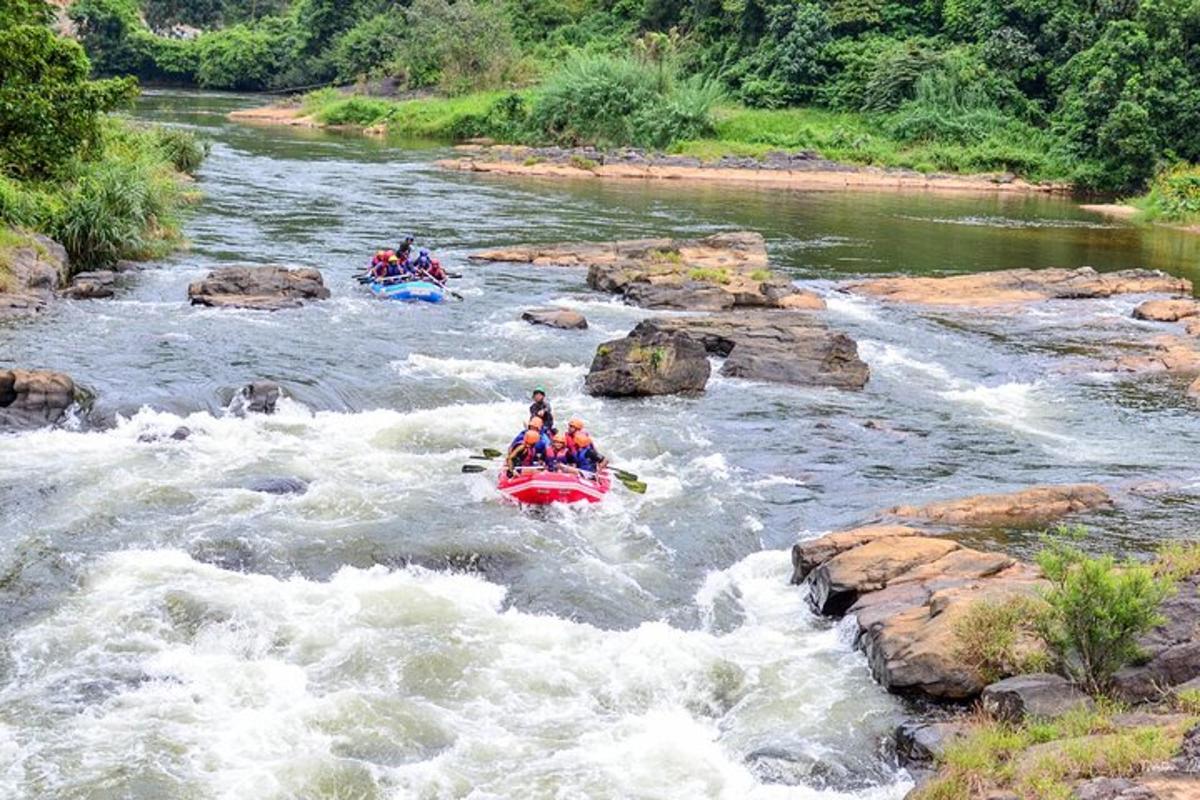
[545,446,573,470]
[508,444,539,469]
[575,444,602,473]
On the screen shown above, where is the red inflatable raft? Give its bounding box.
[498,469,611,505]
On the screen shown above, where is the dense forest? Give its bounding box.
[59,0,1200,197]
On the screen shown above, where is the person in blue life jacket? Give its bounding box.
[505,430,544,476]
[544,432,576,473]
[571,431,607,476]
[509,416,551,455]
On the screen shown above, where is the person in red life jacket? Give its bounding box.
[545,432,576,473]
[564,418,586,454]
[427,257,447,283]
[506,429,544,476]
[572,431,607,476]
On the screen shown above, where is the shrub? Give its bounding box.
[396,0,519,94]
[328,11,406,84]
[953,596,1050,684]
[152,127,209,174]
[1138,164,1200,223]
[1035,527,1172,695]
[195,24,289,90]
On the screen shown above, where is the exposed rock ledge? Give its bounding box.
[0,369,84,430]
[585,313,870,396]
[0,231,69,318]
[848,267,1190,307]
[471,232,823,312]
[188,266,330,310]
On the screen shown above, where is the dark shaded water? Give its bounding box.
[1,91,1198,799]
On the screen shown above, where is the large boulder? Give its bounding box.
[790,525,922,584]
[0,231,69,317]
[807,535,960,615]
[848,267,1191,307]
[188,266,330,310]
[640,314,870,390]
[981,673,1094,722]
[521,308,588,329]
[584,324,711,397]
[1113,576,1200,702]
[895,720,971,766]
[1133,298,1200,322]
[888,484,1112,527]
[0,369,81,429]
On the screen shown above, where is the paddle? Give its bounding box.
[462,464,488,474]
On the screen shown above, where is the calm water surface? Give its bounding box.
[1,91,1199,799]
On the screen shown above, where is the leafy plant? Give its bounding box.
[953,596,1050,684]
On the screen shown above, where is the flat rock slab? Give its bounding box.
[645,314,870,390]
[848,267,1191,307]
[470,232,823,312]
[808,535,960,616]
[981,673,1094,722]
[888,483,1112,527]
[0,368,80,430]
[1134,298,1200,322]
[791,525,922,584]
[188,266,330,310]
[522,308,587,329]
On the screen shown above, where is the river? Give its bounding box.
[2,91,1200,799]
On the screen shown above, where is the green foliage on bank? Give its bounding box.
[0,2,207,272]
[70,0,1200,191]
[1135,164,1200,225]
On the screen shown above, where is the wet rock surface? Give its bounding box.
[0,232,69,318]
[187,266,330,310]
[0,368,81,430]
[246,476,309,495]
[232,381,281,415]
[60,271,119,300]
[848,267,1191,307]
[888,483,1112,527]
[1134,298,1200,322]
[584,324,711,397]
[521,308,588,329]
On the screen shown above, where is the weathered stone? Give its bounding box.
[521,308,588,329]
[889,484,1112,527]
[806,536,960,615]
[1134,298,1200,322]
[137,426,192,444]
[0,368,80,429]
[1074,777,1157,800]
[1113,576,1200,702]
[188,266,329,310]
[790,525,922,584]
[246,476,308,495]
[233,381,281,415]
[584,325,711,397]
[1189,376,1200,404]
[848,267,1191,307]
[60,271,118,300]
[641,314,870,390]
[895,720,970,766]
[623,280,735,311]
[982,673,1094,722]
[1111,335,1200,374]
[0,231,69,317]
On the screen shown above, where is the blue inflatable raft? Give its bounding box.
[369,279,445,303]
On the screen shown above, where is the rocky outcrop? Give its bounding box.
[644,314,870,390]
[0,231,69,318]
[1133,298,1200,322]
[1110,335,1200,375]
[848,267,1191,307]
[895,720,970,766]
[521,308,587,329]
[584,324,711,397]
[790,525,921,583]
[981,673,1094,722]
[470,232,824,312]
[888,483,1112,527]
[188,266,330,310]
[60,271,118,300]
[1113,576,1200,702]
[807,536,961,615]
[0,369,82,429]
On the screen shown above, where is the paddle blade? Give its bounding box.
[461,464,488,473]
[481,448,503,459]
[469,455,493,460]
[612,468,638,482]
[620,479,647,494]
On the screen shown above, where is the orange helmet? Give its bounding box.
[552,432,566,445]
[375,250,384,257]
[523,430,540,445]
[574,432,591,447]
[568,417,584,431]
[528,417,544,430]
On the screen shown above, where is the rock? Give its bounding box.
[0,231,69,317]
[806,535,960,616]
[1074,778,1157,800]
[1133,298,1200,322]
[137,426,192,444]
[60,270,117,300]
[1113,576,1200,701]
[521,308,588,329]
[584,324,711,397]
[233,381,281,415]
[471,232,822,311]
[187,266,330,310]
[246,476,308,495]
[1189,376,1200,404]
[1172,723,1200,773]
[888,484,1112,527]
[1110,335,1200,374]
[790,525,922,584]
[895,720,970,766]
[848,267,1191,307]
[0,368,80,429]
[639,314,870,390]
[981,673,1094,722]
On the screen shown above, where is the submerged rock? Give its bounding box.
[888,483,1112,527]
[646,314,870,390]
[848,267,1191,307]
[60,271,118,300]
[246,476,308,495]
[981,673,1094,722]
[0,368,81,430]
[188,266,330,310]
[521,308,588,329]
[231,381,281,415]
[584,325,711,397]
[471,232,823,312]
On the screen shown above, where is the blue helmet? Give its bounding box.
[419,248,430,256]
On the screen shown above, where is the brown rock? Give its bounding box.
[521,308,588,330]
[584,325,711,397]
[1110,335,1200,374]
[790,525,921,583]
[889,483,1112,527]
[848,267,1191,307]
[981,673,1094,722]
[1134,298,1200,322]
[1190,376,1200,403]
[60,271,118,300]
[807,536,960,615]
[0,230,69,317]
[188,266,330,310]
[0,368,81,429]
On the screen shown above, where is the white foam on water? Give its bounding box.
[0,550,910,800]
[823,294,880,324]
[392,353,587,386]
